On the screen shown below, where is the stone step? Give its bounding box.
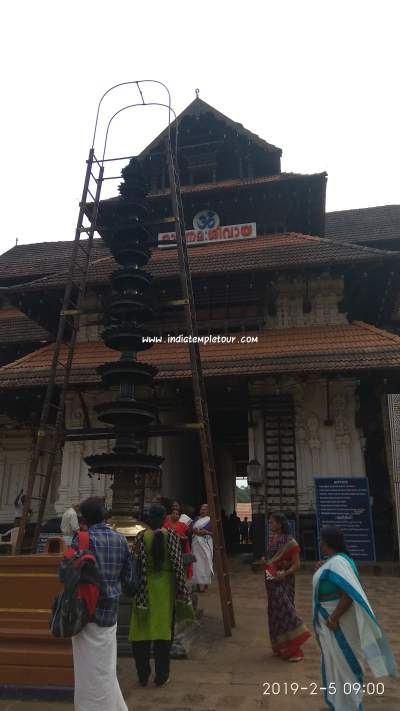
[0,642,72,667]
[0,626,70,645]
[0,662,73,688]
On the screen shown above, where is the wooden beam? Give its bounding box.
[77,391,91,429]
[64,423,201,441]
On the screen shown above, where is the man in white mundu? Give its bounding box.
[61,497,132,711]
[191,503,214,592]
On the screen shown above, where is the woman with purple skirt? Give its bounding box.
[263,512,310,662]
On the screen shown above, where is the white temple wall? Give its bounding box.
[0,431,31,523]
[0,429,60,523]
[250,377,366,514]
[264,274,347,328]
[55,439,114,514]
[55,390,115,514]
[293,378,365,511]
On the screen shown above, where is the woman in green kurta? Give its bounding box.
[129,504,193,687]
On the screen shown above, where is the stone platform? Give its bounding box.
[0,554,73,693]
[0,557,399,710]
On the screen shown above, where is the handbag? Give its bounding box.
[264,563,278,582]
[183,552,196,565]
[122,556,142,597]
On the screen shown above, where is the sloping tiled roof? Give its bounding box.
[148,233,393,279]
[236,503,252,521]
[0,322,399,388]
[0,240,108,284]
[4,233,395,294]
[326,205,400,245]
[0,308,51,344]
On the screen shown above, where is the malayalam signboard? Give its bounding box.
[314,477,376,561]
[158,222,257,247]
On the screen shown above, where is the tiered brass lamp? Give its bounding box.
[85,160,163,538]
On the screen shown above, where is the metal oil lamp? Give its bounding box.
[85,159,163,540]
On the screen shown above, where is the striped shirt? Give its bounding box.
[65,523,133,626]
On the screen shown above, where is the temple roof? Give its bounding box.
[146,233,395,280]
[145,172,322,197]
[326,205,400,245]
[90,171,326,240]
[2,233,395,294]
[1,322,400,387]
[0,308,51,344]
[0,240,108,285]
[139,97,282,158]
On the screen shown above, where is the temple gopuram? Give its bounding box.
[0,97,400,560]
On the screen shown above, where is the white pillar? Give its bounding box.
[248,408,265,515]
[383,394,400,560]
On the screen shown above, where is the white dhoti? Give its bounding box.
[72,622,128,711]
[191,520,213,586]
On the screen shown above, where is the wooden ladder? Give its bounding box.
[167,148,235,636]
[15,149,104,553]
[263,395,298,517]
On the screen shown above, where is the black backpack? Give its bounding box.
[49,531,103,638]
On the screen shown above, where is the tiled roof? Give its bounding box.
[1,322,399,388]
[149,172,325,197]
[147,233,393,279]
[236,503,252,521]
[0,240,108,284]
[326,205,400,245]
[0,308,51,344]
[4,233,395,294]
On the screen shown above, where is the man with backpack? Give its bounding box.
[59,496,132,711]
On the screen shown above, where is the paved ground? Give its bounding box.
[1,558,399,710]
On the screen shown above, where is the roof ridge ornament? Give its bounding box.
[194,88,201,118]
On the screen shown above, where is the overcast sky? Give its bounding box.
[1,1,398,255]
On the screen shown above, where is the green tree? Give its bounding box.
[235,485,251,503]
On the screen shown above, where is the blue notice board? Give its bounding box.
[315,477,376,561]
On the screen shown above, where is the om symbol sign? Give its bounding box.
[193,209,220,231]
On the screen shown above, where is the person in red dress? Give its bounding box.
[263,512,310,662]
[164,504,193,581]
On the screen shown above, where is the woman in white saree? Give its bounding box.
[191,503,213,592]
[313,527,397,711]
